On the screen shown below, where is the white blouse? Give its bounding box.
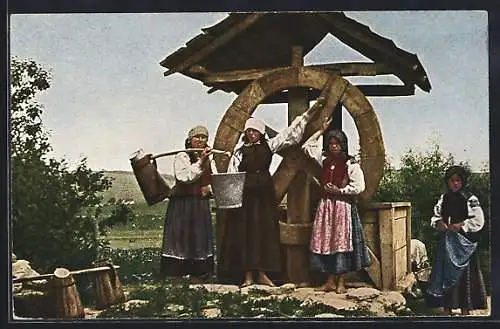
[227,111,313,173]
[173,152,217,183]
[301,130,365,196]
[430,193,485,233]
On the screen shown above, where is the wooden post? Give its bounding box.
[285,45,311,284]
[378,207,395,290]
[406,204,412,274]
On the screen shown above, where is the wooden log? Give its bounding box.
[284,45,311,284]
[48,268,85,319]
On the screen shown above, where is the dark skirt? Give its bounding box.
[220,185,281,273]
[160,195,214,277]
[310,202,371,275]
[426,251,488,310]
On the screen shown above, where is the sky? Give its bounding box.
[9,11,489,175]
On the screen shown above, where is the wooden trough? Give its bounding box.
[358,202,412,290]
[13,263,124,318]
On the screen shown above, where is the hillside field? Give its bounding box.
[101,171,174,203]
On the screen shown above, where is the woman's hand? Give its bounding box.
[200,147,212,162]
[305,96,326,117]
[448,222,464,232]
[321,116,332,133]
[324,182,341,195]
[436,220,448,232]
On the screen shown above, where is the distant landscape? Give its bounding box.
[101,171,175,203]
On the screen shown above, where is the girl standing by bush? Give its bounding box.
[426,165,488,315]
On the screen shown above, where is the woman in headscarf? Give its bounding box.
[160,125,215,282]
[221,101,323,287]
[301,123,371,293]
[426,165,488,315]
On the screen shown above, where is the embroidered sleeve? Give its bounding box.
[339,162,365,195]
[267,112,312,153]
[462,195,485,233]
[227,147,243,173]
[301,130,323,166]
[430,194,444,228]
[174,152,203,183]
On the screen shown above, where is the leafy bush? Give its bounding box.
[100,198,137,228]
[102,247,162,284]
[10,58,113,273]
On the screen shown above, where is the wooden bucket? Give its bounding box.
[130,149,171,206]
[92,259,125,310]
[48,268,85,319]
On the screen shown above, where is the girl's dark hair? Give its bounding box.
[322,130,350,158]
[444,165,469,187]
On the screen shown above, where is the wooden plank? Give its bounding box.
[393,216,407,250]
[12,265,121,284]
[393,207,408,220]
[406,204,412,274]
[317,12,431,92]
[378,208,394,290]
[163,13,265,77]
[260,84,414,103]
[202,62,395,84]
[395,246,408,283]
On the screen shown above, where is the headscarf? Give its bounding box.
[244,117,266,134]
[187,125,209,139]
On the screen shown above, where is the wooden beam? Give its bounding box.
[317,12,431,92]
[262,84,415,103]
[202,62,395,84]
[285,45,311,285]
[163,13,265,77]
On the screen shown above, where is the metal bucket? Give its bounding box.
[130,149,171,206]
[211,172,246,209]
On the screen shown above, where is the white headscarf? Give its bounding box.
[244,117,265,134]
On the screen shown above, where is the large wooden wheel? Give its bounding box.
[213,66,385,203]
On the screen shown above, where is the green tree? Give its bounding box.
[10,57,113,273]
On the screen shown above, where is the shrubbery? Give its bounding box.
[10,58,113,273]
